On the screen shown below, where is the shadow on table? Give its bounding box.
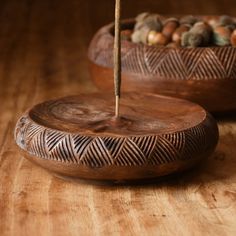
[213,110,236,121]
[56,148,235,189]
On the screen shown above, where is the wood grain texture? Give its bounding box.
[1,0,236,235]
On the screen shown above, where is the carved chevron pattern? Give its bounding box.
[15,114,217,168]
[88,24,236,80]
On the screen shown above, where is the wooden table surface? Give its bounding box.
[1,0,236,235]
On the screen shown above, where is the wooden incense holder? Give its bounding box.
[15,93,218,182]
[88,17,236,113]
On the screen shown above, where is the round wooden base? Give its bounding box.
[15,93,219,182]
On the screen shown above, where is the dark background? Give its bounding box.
[0,0,236,96]
[2,0,236,51]
[1,2,236,54]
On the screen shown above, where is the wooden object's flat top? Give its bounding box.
[29,93,206,136]
[1,1,236,236]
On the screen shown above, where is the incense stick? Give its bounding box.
[114,0,121,118]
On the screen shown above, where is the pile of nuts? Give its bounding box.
[121,13,236,48]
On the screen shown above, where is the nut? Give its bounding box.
[231,29,236,46]
[172,24,191,43]
[162,18,179,39]
[148,31,169,46]
[213,26,231,46]
[181,22,213,47]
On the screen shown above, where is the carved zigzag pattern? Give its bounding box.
[15,116,213,167]
[88,29,236,80]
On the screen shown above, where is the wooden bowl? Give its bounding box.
[88,17,236,113]
[15,93,219,182]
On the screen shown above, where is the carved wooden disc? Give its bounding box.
[15,93,219,182]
